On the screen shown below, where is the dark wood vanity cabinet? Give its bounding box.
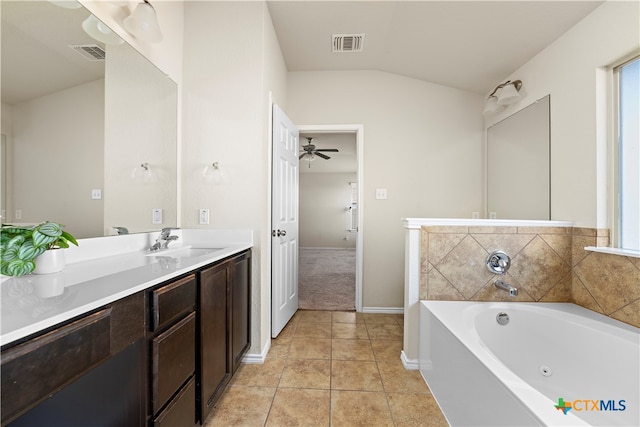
[148,275,197,427]
[0,249,251,427]
[198,250,251,423]
[1,292,146,426]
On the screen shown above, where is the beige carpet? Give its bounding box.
[298,248,355,311]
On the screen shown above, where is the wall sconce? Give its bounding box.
[132,162,153,182]
[123,0,163,43]
[82,14,124,45]
[203,162,227,184]
[483,80,523,115]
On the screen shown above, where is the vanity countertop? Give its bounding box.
[0,229,252,347]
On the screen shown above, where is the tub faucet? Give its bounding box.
[150,228,179,251]
[494,279,518,297]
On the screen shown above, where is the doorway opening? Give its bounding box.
[297,125,363,312]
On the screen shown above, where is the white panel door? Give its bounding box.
[271,104,299,337]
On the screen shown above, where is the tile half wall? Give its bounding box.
[420,226,640,328]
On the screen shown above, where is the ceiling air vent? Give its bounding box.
[69,44,106,61]
[332,34,365,53]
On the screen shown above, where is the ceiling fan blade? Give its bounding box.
[315,152,330,160]
[299,154,306,160]
[315,148,339,152]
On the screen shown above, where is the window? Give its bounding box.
[615,56,640,251]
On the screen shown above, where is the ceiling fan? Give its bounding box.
[299,137,338,162]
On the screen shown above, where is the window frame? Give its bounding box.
[612,54,640,251]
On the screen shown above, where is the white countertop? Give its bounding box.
[0,229,253,347]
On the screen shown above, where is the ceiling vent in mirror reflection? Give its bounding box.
[69,44,106,61]
[332,34,365,53]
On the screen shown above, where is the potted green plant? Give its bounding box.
[0,222,78,276]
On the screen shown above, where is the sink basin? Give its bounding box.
[145,246,225,258]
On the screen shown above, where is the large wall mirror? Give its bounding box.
[487,95,550,220]
[1,0,177,238]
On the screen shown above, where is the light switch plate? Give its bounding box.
[91,189,102,200]
[199,209,210,225]
[375,188,388,200]
[152,208,163,224]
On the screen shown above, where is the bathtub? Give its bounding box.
[419,301,640,427]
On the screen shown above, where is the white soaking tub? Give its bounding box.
[419,301,640,427]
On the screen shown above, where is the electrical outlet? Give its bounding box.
[15,209,22,220]
[375,188,388,200]
[91,189,102,200]
[489,212,497,219]
[152,208,163,224]
[472,212,480,219]
[199,209,210,225]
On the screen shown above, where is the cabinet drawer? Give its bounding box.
[151,311,196,414]
[152,377,196,427]
[151,275,196,332]
[1,309,111,424]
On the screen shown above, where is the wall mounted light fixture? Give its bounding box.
[132,162,152,182]
[123,0,163,43]
[82,14,124,45]
[203,162,227,184]
[483,80,523,115]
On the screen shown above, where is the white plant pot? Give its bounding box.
[33,249,66,275]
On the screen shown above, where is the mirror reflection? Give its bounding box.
[1,0,177,238]
[487,95,551,220]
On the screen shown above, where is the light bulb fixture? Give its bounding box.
[82,14,124,45]
[123,0,163,43]
[203,162,227,184]
[132,162,152,182]
[483,80,523,114]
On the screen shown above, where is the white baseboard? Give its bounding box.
[241,340,271,364]
[361,307,404,314]
[401,350,419,370]
[299,247,356,251]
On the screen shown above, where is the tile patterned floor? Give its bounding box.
[203,310,448,426]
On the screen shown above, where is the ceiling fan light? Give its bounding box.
[483,97,504,115]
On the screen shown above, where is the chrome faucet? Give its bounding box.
[494,279,518,297]
[149,228,179,251]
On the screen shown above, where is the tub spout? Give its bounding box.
[494,279,518,297]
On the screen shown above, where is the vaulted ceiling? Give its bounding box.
[267,1,603,94]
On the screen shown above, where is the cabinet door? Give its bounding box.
[198,261,230,422]
[231,251,251,374]
[151,312,196,415]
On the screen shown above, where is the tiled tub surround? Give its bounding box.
[401,219,640,368]
[421,225,640,328]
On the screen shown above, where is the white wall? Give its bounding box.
[182,1,287,355]
[8,81,105,238]
[300,173,357,249]
[288,71,484,308]
[484,1,640,228]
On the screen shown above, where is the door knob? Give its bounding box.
[277,230,287,237]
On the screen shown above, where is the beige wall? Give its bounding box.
[7,81,105,238]
[300,173,357,249]
[182,1,287,354]
[104,43,178,235]
[421,225,640,328]
[484,1,640,228]
[288,70,484,308]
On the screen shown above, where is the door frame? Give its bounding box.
[296,124,364,312]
